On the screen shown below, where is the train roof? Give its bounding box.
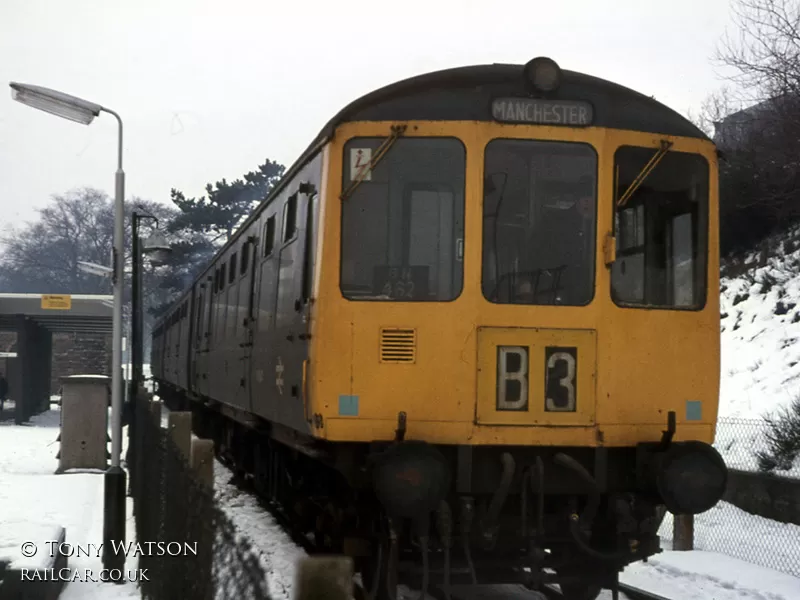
[154,61,709,328]
[310,62,709,143]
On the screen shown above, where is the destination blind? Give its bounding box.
[492,98,593,126]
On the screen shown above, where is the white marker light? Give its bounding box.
[524,57,562,93]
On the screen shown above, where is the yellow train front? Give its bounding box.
[153,57,727,600]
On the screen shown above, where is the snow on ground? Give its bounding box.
[658,501,800,578]
[620,551,800,600]
[717,234,800,477]
[213,460,306,600]
[0,408,140,599]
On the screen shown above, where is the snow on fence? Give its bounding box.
[127,391,353,600]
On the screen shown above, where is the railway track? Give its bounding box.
[218,462,673,600]
[405,582,673,600]
[541,583,672,600]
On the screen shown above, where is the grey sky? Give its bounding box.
[1,0,735,232]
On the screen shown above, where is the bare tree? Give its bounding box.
[0,188,114,293]
[718,0,800,99]
[692,86,744,138]
[700,0,800,254]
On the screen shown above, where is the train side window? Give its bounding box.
[611,146,708,309]
[241,242,250,274]
[220,263,226,289]
[229,253,237,284]
[283,195,297,242]
[263,216,276,257]
[213,269,220,293]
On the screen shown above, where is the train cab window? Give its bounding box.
[229,253,237,284]
[241,242,250,274]
[263,216,276,256]
[283,195,298,242]
[340,137,465,301]
[611,146,708,309]
[482,140,597,306]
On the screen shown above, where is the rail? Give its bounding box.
[541,582,674,600]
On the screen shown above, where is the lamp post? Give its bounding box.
[10,82,127,576]
[128,213,170,503]
[130,212,170,404]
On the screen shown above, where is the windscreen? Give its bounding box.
[482,139,597,306]
[340,137,465,302]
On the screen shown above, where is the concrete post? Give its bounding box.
[294,556,354,600]
[168,412,192,462]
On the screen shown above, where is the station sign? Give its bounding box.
[41,294,72,310]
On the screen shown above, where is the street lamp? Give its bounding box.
[128,212,171,505]
[77,261,114,277]
[10,82,127,576]
[130,212,171,403]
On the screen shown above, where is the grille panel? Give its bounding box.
[379,328,416,364]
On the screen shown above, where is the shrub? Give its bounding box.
[756,396,800,473]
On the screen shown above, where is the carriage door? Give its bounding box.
[237,236,258,412]
[190,287,203,391]
[272,187,315,430]
[194,276,213,397]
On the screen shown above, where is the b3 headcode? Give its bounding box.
[545,346,578,412]
[496,346,529,411]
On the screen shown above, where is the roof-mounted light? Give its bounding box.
[524,57,562,93]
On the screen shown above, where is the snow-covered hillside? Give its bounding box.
[720,227,800,419]
[716,228,800,477]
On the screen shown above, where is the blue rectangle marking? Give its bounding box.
[338,395,359,417]
[685,400,702,421]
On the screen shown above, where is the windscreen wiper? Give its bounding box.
[616,139,673,208]
[340,124,407,201]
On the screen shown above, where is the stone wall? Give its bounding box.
[723,468,800,525]
[0,330,111,395]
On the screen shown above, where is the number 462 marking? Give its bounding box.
[545,347,577,412]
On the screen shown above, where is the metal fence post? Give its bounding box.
[672,514,694,550]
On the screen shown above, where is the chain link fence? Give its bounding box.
[655,416,800,577]
[129,393,273,600]
[714,416,800,478]
[658,501,800,577]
